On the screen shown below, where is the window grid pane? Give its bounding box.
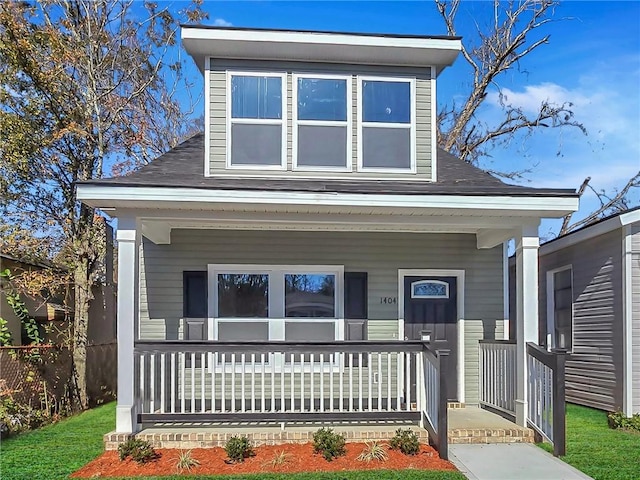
[285,274,336,318]
[231,75,282,119]
[363,80,410,123]
[297,78,347,121]
[217,274,269,318]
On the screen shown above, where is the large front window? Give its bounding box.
[293,75,351,170]
[210,266,343,343]
[358,77,415,172]
[228,73,286,168]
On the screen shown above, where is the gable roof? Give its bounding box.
[79,133,576,197]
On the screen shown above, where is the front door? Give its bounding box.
[404,275,458,401]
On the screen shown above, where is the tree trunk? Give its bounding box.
[72,257,93,410]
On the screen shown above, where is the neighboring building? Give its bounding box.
[76,26,579,439]
[530,208,640,415]
[0,226,117,347]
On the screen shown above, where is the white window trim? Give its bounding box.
[225,71,287,170]
[410,279,449,299]
[546,265,574,352]
[207,264,345,343]
[357,75,416,174]
[292,73,353,172]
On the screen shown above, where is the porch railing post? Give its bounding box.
[437,349,449,461]
[552,348,566,457]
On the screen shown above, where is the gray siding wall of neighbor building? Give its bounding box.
[631,223,640,413]
[539,229,625,412]
[209,59,432,179]
[138,229,504,404]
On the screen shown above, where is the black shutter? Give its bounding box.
[183,271,208,318]
[344,272,367,341]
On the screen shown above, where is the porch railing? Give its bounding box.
[479,340,566,457]
[420,347,449,460]
[479,340,517,416]
[134,340,449,458]
[527,342,566,457]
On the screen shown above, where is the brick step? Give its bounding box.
[448,427,534,444]
[105,426,428,450]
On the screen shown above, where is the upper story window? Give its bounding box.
[293,75,351,170]
[227,72,287,169]
[358,77,415,172]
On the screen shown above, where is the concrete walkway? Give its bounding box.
[449,443,594,480]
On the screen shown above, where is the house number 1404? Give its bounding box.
[380,297,397,304]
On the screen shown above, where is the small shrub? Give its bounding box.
[174,449,200,472]
[224,435,254,463]
[262,449,292,467]
[389,428,420,455]
[356,440,388,462]
[117,438,159,464]
[312,427,346,462]
[607,411,640,432]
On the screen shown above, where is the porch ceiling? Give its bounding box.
[133,207,541,249]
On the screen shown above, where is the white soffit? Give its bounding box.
[181,27,461,73]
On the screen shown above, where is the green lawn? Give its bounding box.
[0,402,116,480]
[539,403,640,480]
[0,402,464,480]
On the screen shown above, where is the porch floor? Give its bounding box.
[105,407,533,450]
[448,407,534,444]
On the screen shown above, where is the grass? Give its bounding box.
[538,403,640,480]
[0,402,116,480]
[0,399,464,480]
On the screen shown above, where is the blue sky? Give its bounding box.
[177,1,640,238]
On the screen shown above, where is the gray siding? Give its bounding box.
[539,229,624,411]
[139,229,504,404]
[209,59,432,179]
[631,223,640,412]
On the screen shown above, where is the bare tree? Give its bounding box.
[435,0,586,175]
[559,172,640,235]
[0,0,206,409]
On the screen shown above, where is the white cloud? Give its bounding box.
[213,18,233,27]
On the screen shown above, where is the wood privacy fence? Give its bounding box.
[0,343,117,408]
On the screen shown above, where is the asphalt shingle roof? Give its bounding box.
[81,133,576,197]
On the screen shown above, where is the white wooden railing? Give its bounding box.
[134,341,430,423]
[479,340,517,415]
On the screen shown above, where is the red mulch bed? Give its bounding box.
[71,442,457,478]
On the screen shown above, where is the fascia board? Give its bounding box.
[77,184,578,215]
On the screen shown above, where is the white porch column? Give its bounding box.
[514,223,540,426]
[115,216,140,433]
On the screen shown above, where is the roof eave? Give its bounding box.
[77,184,579,218]
[181,26,461,74]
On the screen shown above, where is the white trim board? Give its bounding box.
[622,224,633,416]
[78,185,579,215]
[398,268,465,403]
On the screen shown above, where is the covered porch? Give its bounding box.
[77,183,578,459]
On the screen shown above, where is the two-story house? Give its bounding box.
[76,26,579,455]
